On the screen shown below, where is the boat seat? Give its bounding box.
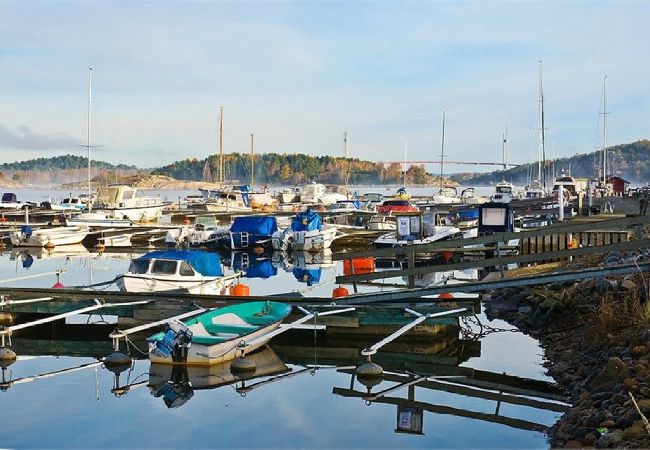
[187,322,210,337]
[204,324,257,335]
[211,312,250,326]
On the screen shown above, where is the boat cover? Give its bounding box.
[137,250,223,276]
[291,209,321,232]
[2,193,17,203]
[230,216,278,235]
[450,209,479,221]
[293,268,321,286]
[231,253,277,279]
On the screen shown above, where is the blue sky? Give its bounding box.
[1,1,649,171]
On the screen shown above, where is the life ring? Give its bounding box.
[553,188,570,203]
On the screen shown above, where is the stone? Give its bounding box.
[608,430,624,445]
[632,346,647,357]
[620,279,637,291]
[624,420,648,440]
[517,306,532,315]
[583,432,598,446]
[624,377,638,391]
[636,398,650,413]
[590,357,627,389]
[564,440,583,448]
[600,419,616,428]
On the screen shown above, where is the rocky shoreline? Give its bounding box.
[485,256,650,448]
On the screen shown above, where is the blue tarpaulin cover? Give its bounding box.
[231,253,277,279]
[293,268,321,286]
[230,216,278,235]
[449,209,479,221]
[291,209,321,232]
[137,250,223,276]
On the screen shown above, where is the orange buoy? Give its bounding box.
[438,292,454,300]
[232,283,250,297]
[332,286,349,298]
[343,257,375,276]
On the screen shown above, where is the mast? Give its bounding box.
[439,110,446,192]
[250,133,255,187]
[344,129,349,159]
[86,67,93,211]
[218,106,224,186]
[502,128,508,170]
[403,140,407,187]
[602,75,608,185]
[538,60,547,191]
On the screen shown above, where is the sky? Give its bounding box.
[1,0,649,172]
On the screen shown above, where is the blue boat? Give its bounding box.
[226,216,278,250]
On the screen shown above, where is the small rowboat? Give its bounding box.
[147,301,292,366]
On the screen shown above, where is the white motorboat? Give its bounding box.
[374,213,462,248]
[116,250,240,295]
[93,185,165,222]
[66,212,134,228]
[0,193,25,210]
[319,185,349,205]
[10,224,90,248]
[197,186,253,213]
[47,196,89,211]
[460,188,488,204]
[272,209,338,252]
[431,187,462,205]
[300,182,326,204]
[366,213,397,231]
[491,181,517,203]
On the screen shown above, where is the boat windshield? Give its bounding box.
[129,259,150,274]
[151,259,178,275]
[179,261,195,276]
[496,186,512,194]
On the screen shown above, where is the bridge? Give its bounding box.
[379,160,521,168]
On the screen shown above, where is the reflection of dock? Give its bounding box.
[333,368,568,433]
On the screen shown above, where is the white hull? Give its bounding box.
[66,212,134,228]
[149,321,282,366]
[10,225,90,247]
[117,273,237,295]
[272,227,338,252]
[95,204,165,222]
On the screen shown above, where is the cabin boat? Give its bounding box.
[300,183,327,204]
[524,182,545,199]
[319,185,349,205]
[197,186,253,213]
[431,187,462,205]
[374,213,462,248]
[377,199,418,214]
[147,301,292,365]
[92,185,164,222]
[276,187,301,205]
[366,213,397,231]
[445,208,479,229]
[116,250,240,295]
[491,181,517,203]
[225,216,278,250]
[9,224,90,247]
[47,196,88,211]
[0,193,24,210]
[460,188,487,205]
[327,200,363,214]
[553,173,578,200]
[271,209,338,252]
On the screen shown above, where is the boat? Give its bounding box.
[197,185,253,213]
[524,181,545,199]
[393,186,411,200]
[374,213,462,248]
[377,199,418,214]
[225,215,278,250]
[491,181,517,203]
[65,212,134,228]
[445,208,479,229]
[46,196,88,211]
[92,185,165,222]
[319,185,349,205]
[147,301,292,365]
[0,193,26,210]
[432,187,462,205]
[553,171,578,200]
[460,188,487,204]
[271,209,338,252]
[366,213,397,231]
[9,224,90,247]
[116,250,240,295]
[300,182,326,204]
[327,200,363,214]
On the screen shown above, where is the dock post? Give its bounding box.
[558,184,565,222]
[24,206,29,225]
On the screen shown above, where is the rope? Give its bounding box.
[124,335,149,356]
[195,339,245,360]
[68,276,119,289]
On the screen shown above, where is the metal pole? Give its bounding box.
[87,67,93,212]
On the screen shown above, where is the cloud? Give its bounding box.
[0,124,83,152]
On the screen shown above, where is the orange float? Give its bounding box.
[332,286,350,298]
[438,292,454,300]
[343,257,375,276]
[232,283,250,297]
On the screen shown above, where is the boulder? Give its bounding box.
[623,420,649,440]
[590,357,628,389]
[620,279,637,291]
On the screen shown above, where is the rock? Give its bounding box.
[624,377,638,391]
[620,279,637,291]
[600,419,616,428]
[564,440,583,448]
[624,420,648,440]
[590,357,627,389]
[583,416,601,428]
[583,432,598,446]
[636,398,650,413]
[608,430,624,445]
[518,306,532,315]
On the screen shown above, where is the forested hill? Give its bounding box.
[0,155,136,171]
[451,140,650,185]
[152,153,435,185]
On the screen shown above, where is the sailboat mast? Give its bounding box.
[250,133,254,187]
[602,75,608,185]
[344,129,349,158]
[86,67,93,212]
[502,128,508,170]
[403,140,407,187]
[539,60,547,191]
[439,110,446,192]
[218,106,224,186]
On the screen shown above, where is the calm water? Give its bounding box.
[0,187,562,448]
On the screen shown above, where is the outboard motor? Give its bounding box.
[151,321,193,361]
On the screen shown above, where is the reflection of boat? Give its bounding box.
[147,301,292,365]
[10,224,90,247]
[148,346,289,408]
[228,251,277,279]
[272,249,334,286]
[10,244,89,262]
[117,250,240,295]
[271,209,338,252]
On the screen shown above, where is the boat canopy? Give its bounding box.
[137,250,223,277]
[450,209,479,221]
[230,216,278,235]
[293,268,321,286]
[2,193,17,203]
[291,209,321,232]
